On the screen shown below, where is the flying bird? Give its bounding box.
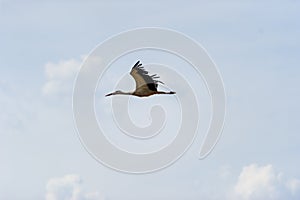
[105,61,176,97]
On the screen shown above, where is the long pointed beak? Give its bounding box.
[105,93,113,97]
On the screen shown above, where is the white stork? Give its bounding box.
[105,61,176,97]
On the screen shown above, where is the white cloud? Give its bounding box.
[42,55,104,99]
[230,164,300,200]
[233,164,278,200]
[45,174,105,200]
[42,57,83,96]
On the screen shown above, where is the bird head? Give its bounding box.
[105,90,122,97]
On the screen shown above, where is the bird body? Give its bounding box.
[105,61,176,97]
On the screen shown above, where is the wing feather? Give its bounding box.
[130,61,164,92]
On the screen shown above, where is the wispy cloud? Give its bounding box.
[286,178,300,196]
[0,79,33,134]
[45,174,105,200]
[42,57,84,97]
[230,164,300,200]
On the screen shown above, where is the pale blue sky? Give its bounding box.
[1,1,300,200]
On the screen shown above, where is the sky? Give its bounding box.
[1,0,300,199]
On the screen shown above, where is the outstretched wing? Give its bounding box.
[130,61,164,91]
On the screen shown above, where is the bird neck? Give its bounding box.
[156,91,167,94]
[117,91,132,95]
[156,91,176,95]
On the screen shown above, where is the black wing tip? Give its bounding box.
[133,60,141,69]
